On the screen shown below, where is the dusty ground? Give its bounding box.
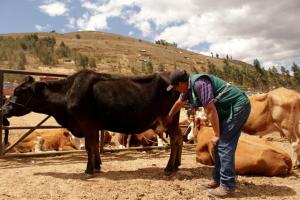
[0,113,300,200]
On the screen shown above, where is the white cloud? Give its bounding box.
[35,24,52,31]
[39,1,68,17]
[66,17,76,29]
[128,31,134,36]
[74,0,134,30]
[35,25,43,31]
[66,0,300,68]
[78,14,108,30]
[152,0,300,68]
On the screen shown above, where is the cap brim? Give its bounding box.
[166,85,174,91]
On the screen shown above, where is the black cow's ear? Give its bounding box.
[33,82,46,93]
[24,76,35,83]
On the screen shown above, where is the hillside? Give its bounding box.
[0,31,299,91]
[0,31,248,74]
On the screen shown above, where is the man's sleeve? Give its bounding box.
[194,77,214,107]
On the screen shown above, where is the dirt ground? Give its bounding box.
[1,113,300,200]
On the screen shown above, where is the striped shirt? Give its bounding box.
[179,76,214,107]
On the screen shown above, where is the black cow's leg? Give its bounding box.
[175,131,183,169]
[164,114,181,176]
[3,118,9,145]
[84,127,102,176]
[165,131,176,175]
[84,138,95,176]
[4,129,9,145]
[94,131,101,173]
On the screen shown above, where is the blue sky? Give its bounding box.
[1,0,300,70]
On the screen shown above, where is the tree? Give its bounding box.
[40,36,56,49]
[155,39,177,47]
[146,61,154,74]
[291,62,300,89]
[89,58,96,68]
[56,41,71,58]
[253,59,264,74]
[38,47,57,65]
[16,51,26,70]
[158,63,165,72]
[75,54,89,68]
[253,59,268,91]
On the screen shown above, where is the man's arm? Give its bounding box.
[203,101,220,144]
[166,99,185,123]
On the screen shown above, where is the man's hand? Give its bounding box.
[211,136,220,146]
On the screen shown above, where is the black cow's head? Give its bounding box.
[1,76,45,118]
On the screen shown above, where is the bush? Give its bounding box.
[155,39,177,47]
[89,58,96,68]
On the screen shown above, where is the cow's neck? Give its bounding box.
[30,80,70,127]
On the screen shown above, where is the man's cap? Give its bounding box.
[166,69,189,91]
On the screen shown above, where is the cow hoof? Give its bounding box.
[84,173,94,178]
[164,168,177,176]
[164,170,173,176]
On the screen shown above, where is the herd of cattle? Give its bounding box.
[1,70,300,177]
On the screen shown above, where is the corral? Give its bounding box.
[1,133,300,199]
[1,70,300,199]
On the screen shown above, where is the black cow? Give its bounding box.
[1,70,182,176]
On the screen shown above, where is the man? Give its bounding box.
[166,69,251,198]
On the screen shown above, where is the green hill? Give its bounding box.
[0,31,299,91]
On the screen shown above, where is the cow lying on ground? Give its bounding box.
[71,130,113,150]
[1,70,181,176]
[9,129,78,153]
[181,108,207,144]
[194,118,292,176]
[242,87,300,168]
[116,129,159,148]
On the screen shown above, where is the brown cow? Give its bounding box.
[180,119,196,144]
[243,87,300,167]
[72,131,113,150]
[194,119,292,176]
[10,129,79,153]
[117,129,159,148]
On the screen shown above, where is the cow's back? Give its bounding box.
[243,93,274,135]
[236,134,292,176]
[91,72,177,133]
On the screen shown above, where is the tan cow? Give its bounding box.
[117,129,160,148]
[72,131,113,150]
[10,129,79,153]
[194,119,292,176]
[243,87,300,167]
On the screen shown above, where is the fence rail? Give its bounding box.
[0,69,68,155]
